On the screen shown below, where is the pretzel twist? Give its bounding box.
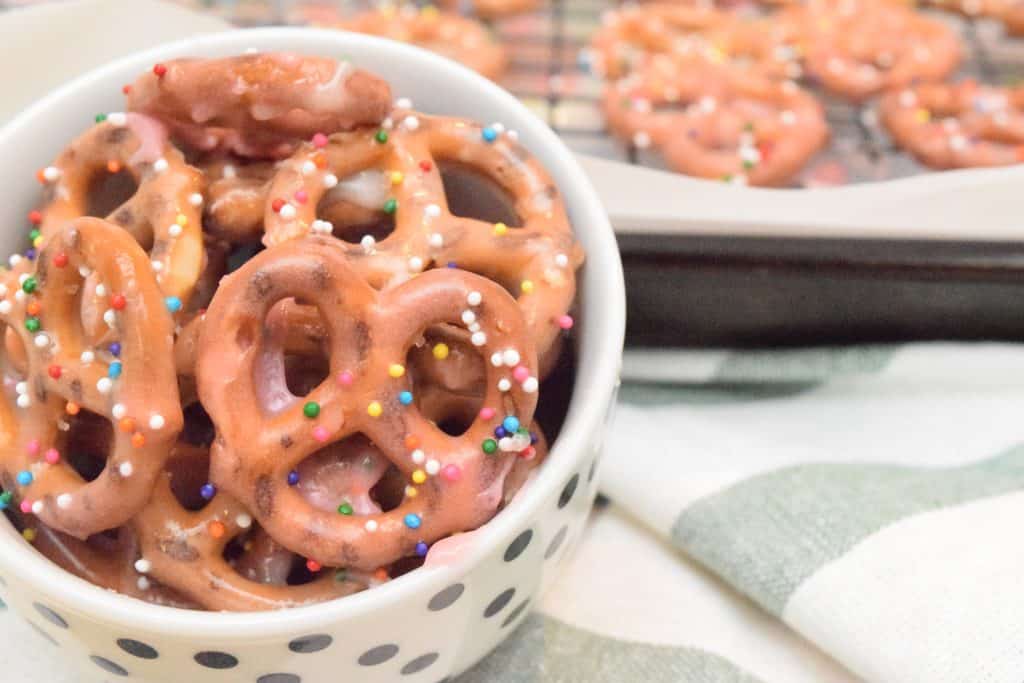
[197,238,539,570]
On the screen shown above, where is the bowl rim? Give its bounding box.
[0,27,626,637]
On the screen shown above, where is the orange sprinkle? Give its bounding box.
[65,401,80,415]
[35,169,46,184]
[313,152,328,169]
[131,432,146,448]
[118,417,135,433]
[373,568,389,582]
[208,520,226,538]
[26,301,41,316]
[107,160,122,174]
[404,435,420,450]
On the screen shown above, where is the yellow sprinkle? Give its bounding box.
[493,222,508,237]
[412,469,427,484]
[421,4,439,17]
[22,528,36,542]
[405,485,418,498]
[33,236,44,249]
[432,343,450,360]
[520,280,535,294]
[175,213,188,226]
[390,171,404,185]
[914,108,931,124]
[367,401,383,417]
[388,363,405,378]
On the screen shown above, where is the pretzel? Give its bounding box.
[336,6,508,81]
[783,0,961,101]
[200,159,278,244]
[439,0,540,19]
[923,0,1024,35]
[0,218,182,538]
[603,55,828,186]
[126,53,393,160]
[196,238,539,570]
[133,443,370,612]
[261,111,581,376]
[879,80,1024,168]
[36,113,204,303]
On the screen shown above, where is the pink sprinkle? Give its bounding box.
[44,448,60,465]
[479,407,496,421]
[294,189,309,204]
[19,500,31,514]
[441,464,462,482]
[312,132,328,148]
[512,365,530,382]
[338,370,354,386]
[557,315,574,330]
[26,439,40,456]
[312,426,329,443]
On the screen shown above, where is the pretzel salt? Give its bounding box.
[126,53,393,160]
[0,218,182,538]
[197,238,539,571]
[880,81,1024,168]
[262,111,581,375]
[37,114,204,302]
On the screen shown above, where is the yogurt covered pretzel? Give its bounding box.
[197,238,539,570]
[262,111,581,376]
[439,0,540,19]
[924,0,1024,36]
[36,114,204,303]
[0,217,182,538]
[879,80,1024,168]
[126,53,393,160]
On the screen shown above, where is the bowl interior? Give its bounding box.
[0,28,625,636]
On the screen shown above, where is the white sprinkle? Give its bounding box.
[632,131,652,149]
[222,164,237,179]
[467,291,482,306]
[411,449,425,464]
[31,500,44,515]
[279,204,297,220]
[34,333,49,348]
[8,254,22,268]
[502,349,521,367]
[14,289,25,302]
[424,204,441,218]
[739,146,761,165]
[381,117,394,130]
[468,322,481,333]
[425,459,440,475]
[555,253,569,268]
[78,265,91,278]
[107,112,127,126]
[119,462,134,477]
[360,235,376,254]
[395,97,413,109]
[16,394,30,408]
[498,378,512,392]
[408,257,424,273]
[113,404,127,419]
[149,414,165,430]
[80,350,95,364]
[151,260,164,272]
[42,166,61,182]
[56,494,72,509]
[236,513,253,529]
[522,377,539,393]
[471,331,487,347]
[18,273,29,285]
[188,192,204,207]
[0,301,11,315]
[168,224,182,237]
[698,96,717,114]
[311,219,334,234]
[365,520,378,532]
[103,309,117,328]
[137,577,151,591]
[428,232,444,248]
[95,283,107,297]
[461,310,476,325]
[15,381,27,395]
[323,173,339,188]
[134,558,152,574]
[153,158,169,173]
[301,160,317,175]
[96,377,113,394]
[403,115,420,131]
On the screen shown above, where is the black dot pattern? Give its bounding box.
[558,474,579,509]
[33,603,68,629]
[194,651,239,669]
[504,529,533,562]
[359,644,399,666]
[484,588,516,618]
[428,583,464,611]
[90,655,129,677]
[28,621,59,647]
[288,634,333,653]
[546,525,568,559]
[117,638,158,659]
[502,599,532,628]
[401,652,439,675]
[258,675,301,683]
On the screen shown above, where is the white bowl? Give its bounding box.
[0,28,625,683]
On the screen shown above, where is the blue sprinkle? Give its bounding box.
[287,470,300,486]
[164,296,182,313]
[446,261,457,269]
[108,342,121,357]
[494,426,507,439]
[502,416,520,433]
[481,126,498,142]
[200,483,216,500]
[24,248,37,261]
[398,391,413,406]
[108,361,123,379]
[415,541,429,557]
[404,513,421,530]
[16,470,33,486]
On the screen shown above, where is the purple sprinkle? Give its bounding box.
[287,470,300,486]
[200,483,216,500]
[446,261,458,269]
[109,342,122,357]
[494,426,507,439]
[415,541,429,556]
[530,431,539,445]
[24,248,36,260]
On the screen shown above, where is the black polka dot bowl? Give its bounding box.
[0,29,624,682]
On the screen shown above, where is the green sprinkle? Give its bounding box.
[28,229,40,242]
[24,317,40,333]
[95,113,107,123]
[303,401,320,419]
[338,502,353,515]
[743,160,755,170]
[482,438,498,455]
[382,198,397,215]
[21,276,37,294]
[375,129,389,144]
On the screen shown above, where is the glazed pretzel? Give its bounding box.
[879,81,1024,168]
[923,0,1024,36]
[784,0,961,101]
[603,55,828,186]
[200,159,278,244]
[337,6,508,81]
[126,53,393,160]
[133,443,369,612]
[196,238,539,571]
[37,113,204,302]
[0,218,182,538]
[262,111,582,376]
[439,0,540,19]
